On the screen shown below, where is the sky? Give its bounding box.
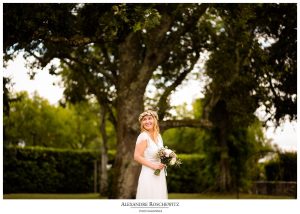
[3,53,297,152]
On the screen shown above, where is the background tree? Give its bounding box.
[254,4,297,124]
[3,91,106,149]
[200,4,296,192]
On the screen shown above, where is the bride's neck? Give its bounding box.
[147,131,158,143]
[147,130,154,135]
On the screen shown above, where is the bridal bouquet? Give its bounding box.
[154,146,182,176]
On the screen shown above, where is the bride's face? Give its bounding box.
[141,115,154,131]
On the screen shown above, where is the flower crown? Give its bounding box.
[138,110,159,122]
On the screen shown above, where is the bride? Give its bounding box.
[134,110,168,199]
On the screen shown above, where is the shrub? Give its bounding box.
[3,146,98,193]
[166,154,208,193]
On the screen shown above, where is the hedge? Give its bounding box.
[3,146,101,193]
[166,154,207,193]
[4,146,207,194]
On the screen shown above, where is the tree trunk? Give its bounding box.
[99,106,109,196]
[109,32,149,198]
[218,128,231,192]
[210,100,232,192]
[110,92,144,199]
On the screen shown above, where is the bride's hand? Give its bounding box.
[151,163,165,170]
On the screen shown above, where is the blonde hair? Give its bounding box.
[139,110,160,142]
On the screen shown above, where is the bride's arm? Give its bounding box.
[134,140,164,170]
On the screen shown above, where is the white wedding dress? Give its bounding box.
[136,131,168,199]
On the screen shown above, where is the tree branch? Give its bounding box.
[44,34,93,47]
[160,118,213,132]
[62,58,118,130]
[67,55,116,85]
[158,52,200,119]
[99,43,118,79]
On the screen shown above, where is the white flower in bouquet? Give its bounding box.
[164,149,173,157]
[169,157,177,166]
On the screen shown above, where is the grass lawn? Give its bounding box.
[3,193,294,199]
[168,193,294,199]
[3,193,105,199]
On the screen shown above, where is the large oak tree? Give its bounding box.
[4,3,211,198]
